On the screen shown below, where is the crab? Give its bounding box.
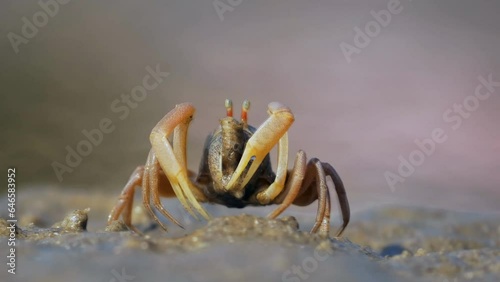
[108,99,350,237]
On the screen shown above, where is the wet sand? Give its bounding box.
[1,187,499,282]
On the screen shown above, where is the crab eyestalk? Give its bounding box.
[225,99,233,117]
[241,100,250,126]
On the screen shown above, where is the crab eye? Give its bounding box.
[241,100,250,124]
[225,99,233,117]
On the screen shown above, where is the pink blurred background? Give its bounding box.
[1,0,499,214]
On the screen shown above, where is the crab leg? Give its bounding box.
[107,166,144,233]
[143,149,184,230]
[322,162,350,236]
[149,103,211,221]
[267,150,307,218]
[272,157,349,237]
[306,159,329,234]
[226,102,294,195]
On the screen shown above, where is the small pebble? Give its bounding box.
[105,220,129,232]
[52,208,89,232]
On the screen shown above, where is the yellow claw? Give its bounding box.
[226,102,294,193]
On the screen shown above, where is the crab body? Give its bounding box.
[198,118,275,208]
[108,99,350,237]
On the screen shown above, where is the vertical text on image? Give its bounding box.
[6,168,17,275]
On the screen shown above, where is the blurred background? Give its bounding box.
[1,0,499,218]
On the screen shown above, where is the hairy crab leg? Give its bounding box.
[150,103,210,220]
[226,102,294,195]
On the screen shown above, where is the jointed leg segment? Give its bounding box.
[149,103,210,221]
[268,151,350,237]
[108,103,210,232]
[321,162,350,236]
[107,166,144,233]
[143,148,184,231]
[267,150,307,219]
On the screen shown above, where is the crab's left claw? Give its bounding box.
[226,102,294,200]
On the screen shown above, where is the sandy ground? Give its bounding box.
[1,0,499,214]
